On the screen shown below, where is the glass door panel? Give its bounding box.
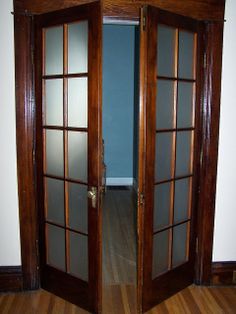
[43,18,89,282]
[45,178,65,225]
[44,79,63,126]
[68,78,88,127]
[153,21,196,279]
[36,3,102,312]
[68,21,88,74]
[45,26,63,75]
[68,131,88,182]
[140,7,199,312]
[68,183,88,233]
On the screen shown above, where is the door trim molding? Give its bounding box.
[13,5,224,293]
[14,12,40,290]
[0,266,23,292]
[195,21,224,285]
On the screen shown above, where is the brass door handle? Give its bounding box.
[88,187,97,208]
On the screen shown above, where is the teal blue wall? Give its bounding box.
[103,25,135,178]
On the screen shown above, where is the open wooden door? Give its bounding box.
[35,2,102,313]
[138,6,202,313]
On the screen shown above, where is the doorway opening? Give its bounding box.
[102,23,140,306]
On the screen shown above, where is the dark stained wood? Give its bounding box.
[14,0,225,21]
[212,262,236,285]
[195,21,224,285]
[137,6,147,314]
[141,6,205,312]
[14,13,40,290]
[34,2,103,313]
[0,267,23,292]
[42,266,91,312]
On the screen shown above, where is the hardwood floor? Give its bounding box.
[0,189,236,313]
[0,285,236,313]
[103,187,136,284]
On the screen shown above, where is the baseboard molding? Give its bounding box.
[211,261,236,285]
[106,177,133,186]
[0,266,23,292]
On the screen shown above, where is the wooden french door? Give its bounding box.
[35,2,102,313]
[138,6,202,313]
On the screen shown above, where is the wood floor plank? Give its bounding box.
[103,189,136,285]
[0,285,236,313]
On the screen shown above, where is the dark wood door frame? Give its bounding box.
[13,2,224,292]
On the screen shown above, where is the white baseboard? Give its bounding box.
[106,177,133,186]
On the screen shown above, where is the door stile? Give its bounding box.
[137,6,148,314]
[87,5,103,313]
[142,7,158,311]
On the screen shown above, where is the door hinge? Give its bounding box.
[142,15,146,31]
[36,239,40,270]
[138,192,145,206]
[196,237,199,254]
[204,53,207,69]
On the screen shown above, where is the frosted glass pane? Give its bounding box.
[154,183,171,231]
[152,230,169,278]
[47,224,65,271]
[178,31,195,79]
[157,25,176,77]
[177,82,194,128]
[46,130,64,176]
[174,178,191,224]
[45,26,63,75]
[45,79,63,126]
[155,133,174,181]
[69,231,88,281]
[68,183,88,233]
[175,131,193,177]
[172,223,188,267]
[46,178,64,225]
[156,80,175,129]
[68,21,88,74]
[68,78,88,127]
[68,132,87,182]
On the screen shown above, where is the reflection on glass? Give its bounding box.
[157,25,176,77]
[175,131,193,177]
[68,78,88,127]
[68,131,87,182]
[45,79,63,126]
[68,183,88,233]
[47,224,65,271]
[156,80,175,129]
[154,183,171,231]
[45,26,63,75]
[177,82,194,128]
[46,130,64,176]
[174,178,191,224]
[178,30,195,79]
[152,230,169,278]
[46,178,64,225]
[68,21,88,74]
[155,133,174,181]
[172,223,188,267]
[69,231,88,281]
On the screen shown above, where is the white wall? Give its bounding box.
[213,0,236,262]
[0,0,21,266]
